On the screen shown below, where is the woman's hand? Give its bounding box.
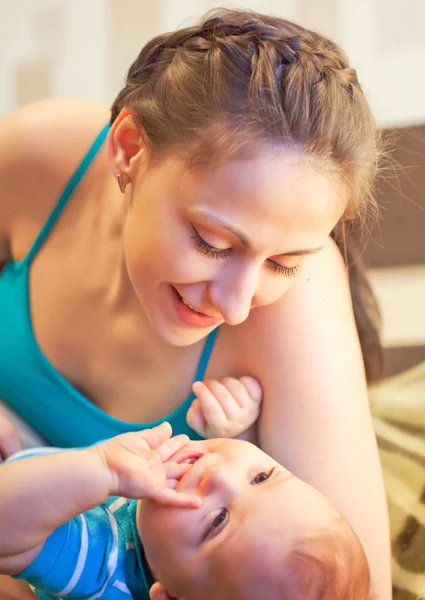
[0,411,23,463]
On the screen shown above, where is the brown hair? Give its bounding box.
[111,8,383,381]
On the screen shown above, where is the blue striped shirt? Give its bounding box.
[7,449,152,599]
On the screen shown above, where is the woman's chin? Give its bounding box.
[150,314,212,347]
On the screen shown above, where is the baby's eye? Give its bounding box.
[212,510,227,529]
[203,508,229,542]
[251,467,275,485]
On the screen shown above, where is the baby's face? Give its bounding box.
[137,439,342,599]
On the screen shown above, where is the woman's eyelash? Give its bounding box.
[267,262,300,278]
[190,225,300,279]
[191,227,232,260]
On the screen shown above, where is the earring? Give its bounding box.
[116,174,127,194]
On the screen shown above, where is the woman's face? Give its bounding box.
[123,147,345,346]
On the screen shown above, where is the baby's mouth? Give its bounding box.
[174,452,204,465]
[168,441,207,466]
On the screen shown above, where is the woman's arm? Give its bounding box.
[242,238,391,599]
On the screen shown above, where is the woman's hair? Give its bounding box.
[111,8,383,382]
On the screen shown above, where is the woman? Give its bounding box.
[0,9,391,598]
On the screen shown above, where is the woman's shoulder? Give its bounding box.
[221,238,352,372]
[1,99,110,169]
[0,99,111,260]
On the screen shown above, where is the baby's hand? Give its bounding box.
[187,376,262,439]
[92,423,200,508]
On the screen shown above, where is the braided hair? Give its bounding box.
[111,9,383,382]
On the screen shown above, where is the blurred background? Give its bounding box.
[1,0,424,378]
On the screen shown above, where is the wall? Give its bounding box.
[1,0,425,128]
[365,126,425,376]
[1,0,424,374]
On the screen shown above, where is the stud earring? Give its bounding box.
[116,174,127,194]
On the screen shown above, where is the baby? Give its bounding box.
[0,378,371,600]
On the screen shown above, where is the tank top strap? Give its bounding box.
[193,328,219,382]
[23,123,110,265]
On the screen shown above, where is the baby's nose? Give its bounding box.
[198,463,237,499]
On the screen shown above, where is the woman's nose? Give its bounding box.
[198,463,237,500]
[210,262,260,325]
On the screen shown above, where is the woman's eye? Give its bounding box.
[251,467,275,485]
[191,225,232,260]
[203,508,229,541]
[266,260,300,278]
[190,223,300,279]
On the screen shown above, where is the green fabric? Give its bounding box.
[370,360,425,599]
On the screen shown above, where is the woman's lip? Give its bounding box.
[174,288,214,317]
[171,286,221,328]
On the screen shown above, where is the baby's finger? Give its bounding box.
[193,381,228,429]
[202,380,240,421]
[164,462,191,480]
[0,412,23,460]
[186,400,207,437]
[239,376,263,405]
[156,434,191,463]
[139,422,173,449]
[221,377,262,409]
[152,488,202,508]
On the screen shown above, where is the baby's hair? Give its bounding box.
[280,524,371,600]
[201,520,371,600]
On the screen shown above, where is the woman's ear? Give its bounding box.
[108,108,144,182]
[149,581,179,600]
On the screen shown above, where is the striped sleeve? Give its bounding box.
[15,504,121,598]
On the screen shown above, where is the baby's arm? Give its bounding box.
[187,376,262,439]
[0,423,198,576]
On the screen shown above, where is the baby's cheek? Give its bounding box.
[139,502,185,553]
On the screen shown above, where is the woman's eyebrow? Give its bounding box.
[193,209,251,247]
[192,210,324,256]
[277,246,324,257]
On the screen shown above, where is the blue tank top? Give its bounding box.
[0,125,217,447]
